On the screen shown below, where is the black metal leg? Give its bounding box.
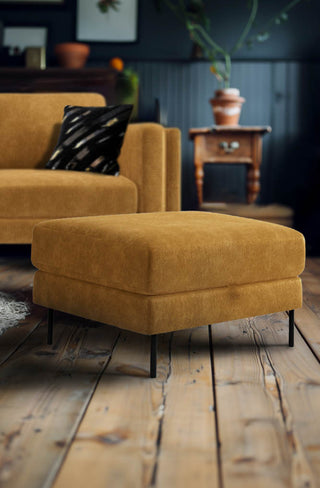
[150,335,158,378]
[48,308,54,345]
[289,310,294,347]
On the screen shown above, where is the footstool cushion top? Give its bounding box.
[32,211,305,296]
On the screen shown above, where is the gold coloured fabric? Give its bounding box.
[32,212,305,295]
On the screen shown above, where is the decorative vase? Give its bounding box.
[210,88,245,125]
[54,43,90,69]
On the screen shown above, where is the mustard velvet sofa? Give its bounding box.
[0,93,181,244]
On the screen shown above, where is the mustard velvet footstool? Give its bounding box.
[31,212,305,378]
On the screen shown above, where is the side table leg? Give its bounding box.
[150,335,158,378]
[247,166,261,204]
[195,162,204,208]
[247,133,262,204]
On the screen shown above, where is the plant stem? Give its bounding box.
[190,23,227,57]
[156,0,306,88]
[247,0,304,44]
[231,0,259,55]
[224,53,231,87]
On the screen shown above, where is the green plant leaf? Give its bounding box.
[97,0,121,14]
[186,18,195,30]
[275,12,288,24]
[256,31,270,42]
[97,2,107,13]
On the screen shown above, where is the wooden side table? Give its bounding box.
[189,126,271,206]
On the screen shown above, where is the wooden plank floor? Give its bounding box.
[1,256,320,488]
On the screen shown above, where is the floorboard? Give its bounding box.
[294,260,320,362]
[52,331,169,488]
[252,314,320,486]
[0,308,119,488]
[0,257,320,488]
[211,317,292,488]
[155,327,219,488]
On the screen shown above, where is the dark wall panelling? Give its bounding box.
[268,62,287,204]
[130,60,273,209]
[129,60,319,229]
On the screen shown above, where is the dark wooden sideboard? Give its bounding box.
[0,68,119,104]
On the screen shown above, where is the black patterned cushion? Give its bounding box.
[46,104,133,174]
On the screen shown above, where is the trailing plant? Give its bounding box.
[155,0,307,88]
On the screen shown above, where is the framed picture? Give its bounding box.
[3,26,47,54]
[77,0,138,43]
[0,1,63,4]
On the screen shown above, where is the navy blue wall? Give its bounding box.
[0,0,319,64]
[1,0,320,252]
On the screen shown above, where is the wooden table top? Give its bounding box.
[189,125,272,139]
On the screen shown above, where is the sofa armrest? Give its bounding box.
[165,127,181,211]
[119,123,181,213]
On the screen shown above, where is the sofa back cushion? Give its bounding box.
[0,93,106,169]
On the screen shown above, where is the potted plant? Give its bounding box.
[54,43,90,69]
[156,0,307,125]
[109,58,139,120]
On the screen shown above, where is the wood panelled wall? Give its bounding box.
[129,60,319,225]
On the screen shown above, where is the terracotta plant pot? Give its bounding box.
[210,88,245,125]
[54,43,90,69]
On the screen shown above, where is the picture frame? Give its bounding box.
[76,0,138,43]
[3,26,47,54]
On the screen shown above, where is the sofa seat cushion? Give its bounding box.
[0,169,137,218]
[31,211,305,296]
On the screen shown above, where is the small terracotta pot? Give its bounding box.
[210,88,245,125]
[54,43,90,69]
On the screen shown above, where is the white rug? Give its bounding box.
[0,292,30,336]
